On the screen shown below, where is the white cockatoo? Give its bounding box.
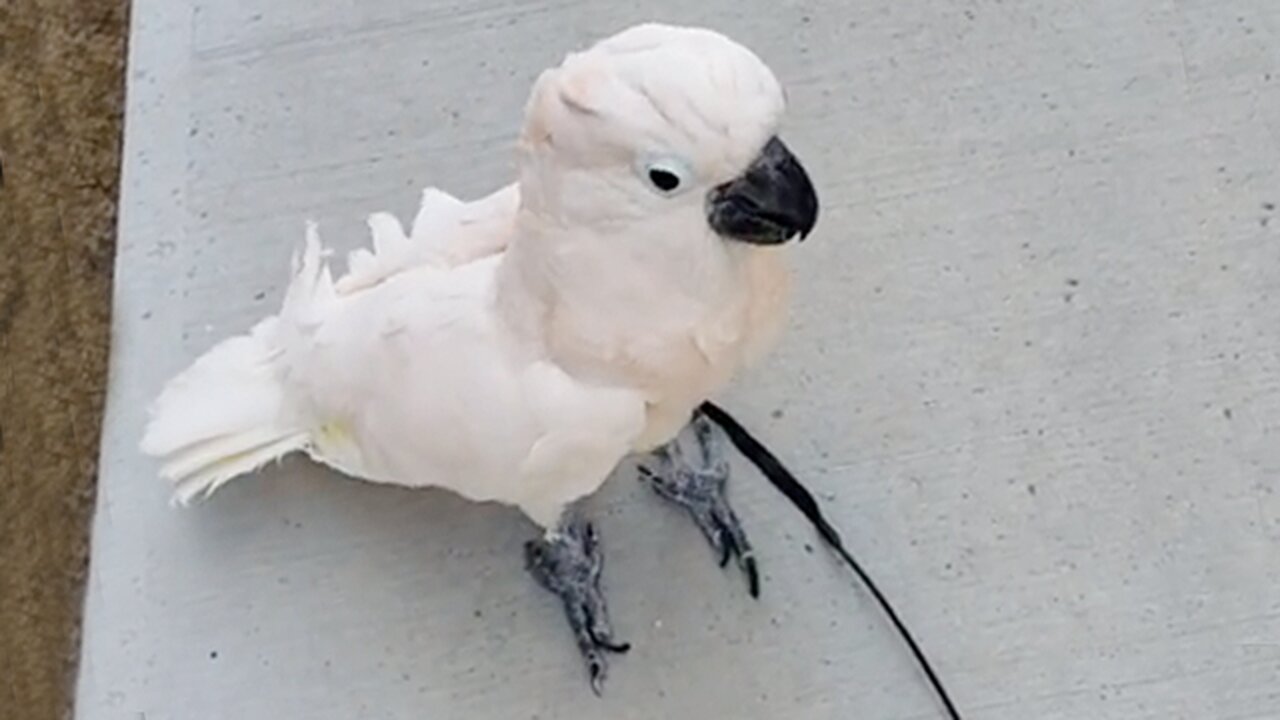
[140,22,818,691]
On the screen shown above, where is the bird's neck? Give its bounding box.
[494,209,784,397]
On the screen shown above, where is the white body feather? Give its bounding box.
[139,23,793,528]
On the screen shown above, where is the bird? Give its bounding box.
[139,22,819,693]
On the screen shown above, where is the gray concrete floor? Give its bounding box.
[77,1,1280,718]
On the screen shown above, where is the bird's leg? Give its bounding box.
[524,509,629,695]
[638,409,759,598]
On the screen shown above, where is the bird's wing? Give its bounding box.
[288,250,647,525]
[334,182,519,295]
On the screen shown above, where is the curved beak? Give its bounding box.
[707,136,819,245]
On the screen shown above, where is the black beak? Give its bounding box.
[707,136,819,245]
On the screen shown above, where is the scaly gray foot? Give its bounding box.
[639,410,760,598]
[524,511,630,695]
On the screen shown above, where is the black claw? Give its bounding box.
[744,554,760,599]
[595,636,632,654]
[717,530,732,567]
[585,609,631,654]
[717,517,738,567]
[588,654,606,696]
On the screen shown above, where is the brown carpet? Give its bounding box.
[0,2,129,719]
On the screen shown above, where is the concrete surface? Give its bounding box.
[77,1,1280,718]
[0,3,127,719]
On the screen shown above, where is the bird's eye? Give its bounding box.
[638,157,692,197]
[648,168,680,192]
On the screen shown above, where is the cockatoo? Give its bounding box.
[140,22,818,692]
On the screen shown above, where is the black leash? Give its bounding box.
[698,401,964,720]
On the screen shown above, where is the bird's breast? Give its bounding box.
[546,246,789,439]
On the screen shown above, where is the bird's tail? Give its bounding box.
[140,224,335,505]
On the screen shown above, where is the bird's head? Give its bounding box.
[515,23,818,248]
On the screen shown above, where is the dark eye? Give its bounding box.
[639,157,692,196]
[648,168,681,192]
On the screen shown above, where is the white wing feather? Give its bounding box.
[140,203,646,525]
[335,183,519,295]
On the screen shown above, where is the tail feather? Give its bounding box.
[140,225,334,503]
[159,425,301,489]
[168,431,309,505]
